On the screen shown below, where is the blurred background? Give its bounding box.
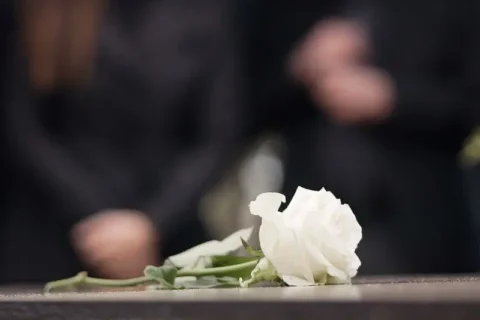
[0,0,480,285]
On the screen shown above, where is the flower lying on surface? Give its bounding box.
[250,187,362,286]
[44,186,361,292]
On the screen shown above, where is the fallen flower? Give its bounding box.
[44,186,362,292]
[250,187,362,286]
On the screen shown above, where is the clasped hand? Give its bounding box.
[71,209,159,279]
[290,19,395,124]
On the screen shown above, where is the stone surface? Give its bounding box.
[0,275,480,319]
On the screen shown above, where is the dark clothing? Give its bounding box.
[335,0,479,274]
[300,124,478,274]
[367,0,475,149]
[0,0,244,284]
[237,1,343,137]
[242,0,480,274]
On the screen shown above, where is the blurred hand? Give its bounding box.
[72,209,159,279]
[290,19,370,85]
[314,66,395,124]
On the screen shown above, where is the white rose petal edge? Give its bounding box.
[249,186,362,286]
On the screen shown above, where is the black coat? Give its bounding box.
[0,0,245,284]
[241,0,480,274]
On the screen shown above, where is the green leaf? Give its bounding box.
[145,281,177,290]
[183,256,213,270]
[179,255,257,271]
[177,276,240,289]
[206,256,258,279]
[176,259,259,279]
[240,258,280,288]
[241,237,264,257]
[144,265,178,289]
[165,227,254,268]
[210,255,258,267]
[146,276,241,291]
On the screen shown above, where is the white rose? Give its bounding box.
[249,186,362,286]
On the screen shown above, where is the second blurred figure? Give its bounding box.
[242,0,480,274]
[0,0,244,283]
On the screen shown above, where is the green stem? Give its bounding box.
[177,260,257,277]
[45,260,258,293]
[44,272,155,293]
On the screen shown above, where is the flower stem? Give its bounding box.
[177,260,257,277]
[44,272,154,293]
[45,260,258,293]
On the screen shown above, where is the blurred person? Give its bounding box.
[289,0,480,274]
[241,0,480,274]
[0,0,244,284]
[236,0,345,198]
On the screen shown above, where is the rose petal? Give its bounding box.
[281,275,315,286]
[301,233,349,281]
[251,191,317,284]
[301,202,362,280]
[335,204,362,252]
[249,192,285,222]
[259,221,315,284]
[282,187,320,229]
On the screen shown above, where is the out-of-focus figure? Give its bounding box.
[0,0,244,283]
[241,0,480,274]
[237,0,344,198]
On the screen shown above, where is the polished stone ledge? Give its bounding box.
[0,275,480,320]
